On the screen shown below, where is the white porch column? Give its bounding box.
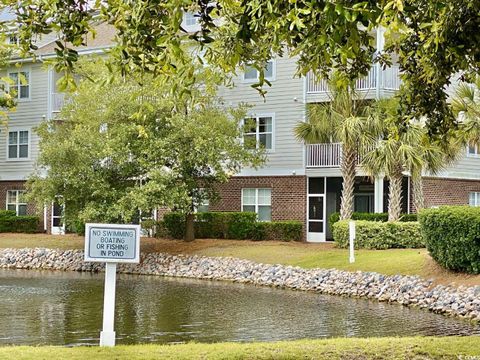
[375,27,385,100]
[374,176,384,213]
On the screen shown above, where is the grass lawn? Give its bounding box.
[2,337,479,359]
[1,233,479,286]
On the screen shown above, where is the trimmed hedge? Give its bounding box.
[419,206,480,274]
[329,212,418,231]
[253,221,303,241]
[332,220,424,249]
[162,212,302,241]
[0,210,39,233]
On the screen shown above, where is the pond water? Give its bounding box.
[0,269,479,346]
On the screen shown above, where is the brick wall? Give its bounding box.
[423,177,480,208]
[210,175,307,224]
[0,180,45,231]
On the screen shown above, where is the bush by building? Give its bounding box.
[419,206,480,274]
[329,212,417,232]
[332,220,423,249]
[0,210,40,233]
[161,212,303,241]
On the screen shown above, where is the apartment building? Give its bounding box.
[1,18,479,241]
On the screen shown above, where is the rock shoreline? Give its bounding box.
[1,248,479,322]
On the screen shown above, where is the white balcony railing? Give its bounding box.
[52,92,66,113]
[306,65,401,94]
[306,143,343,168]
[383,65,401,90]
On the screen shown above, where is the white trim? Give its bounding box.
[43,204,47,231]
[9,46,113,64]
[469,192,480,207]
[466,144,480,158]
[51,199,65,235]
[237,168,306,176]
[241,188,272,222]
[47,66,53,120]
[306,177,326,242]
[242,112,275,153]
[5,189,27,215]
[7,67,32,102]
[242,59,276,83]
[5,127,31,161]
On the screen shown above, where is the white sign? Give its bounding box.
[84,223,140,263]
[84,223,141,347]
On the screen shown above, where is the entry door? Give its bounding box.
[307,177,326,242]
[51,201,65,235]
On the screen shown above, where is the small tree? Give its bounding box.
[27,64,265,241]
[294,79,381,220]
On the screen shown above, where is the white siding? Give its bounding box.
[219,56,306,176]
[0,62,48,180]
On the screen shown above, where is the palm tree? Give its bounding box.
[361,117,423,221]
[294,80,381,220]
[451,76,480,149]
[410,131,462,212]
[362,99,461,219]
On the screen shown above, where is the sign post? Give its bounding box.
[84,223,141,347]
[349,220,355,264]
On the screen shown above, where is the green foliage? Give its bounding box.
[0,210,17,220]
[333,220,423,250]
[382,0,480,135]
[253,221,303,242]
[329,212,417,231]
[8,0,480,136]
[0,212,39,233]
[419,206,480,274]
[162,212,302,241]
[26,63,264,233]
[163,213,186,240]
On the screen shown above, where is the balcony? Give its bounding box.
[306,143,342,168]
[306,65,401,94]
[52,92,66,113]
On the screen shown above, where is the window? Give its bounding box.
[6,190,27,215]
[243,115,273,150]
[184,12,199,26]
[467,144,479,157]
[469,192,480,207]
[197,199,209,213]
[243,60,275,81]
[8,130,29,159]
[242,188,272,221]
[7,34,18,45]
[9,71,30,99]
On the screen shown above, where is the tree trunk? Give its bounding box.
[388,169,403,221]
[412,172,424,213]
[340,146,357,220]
[184,213,195,242]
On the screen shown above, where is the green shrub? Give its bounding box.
[162,212,302,241]
[333,220,423,249]
[0,210,16,220]
[329,212,418,231]
[253,221,303,241]
[163,212,186,239]
[419,206,480,274]
[0,214,39,233]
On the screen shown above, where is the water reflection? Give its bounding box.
[0,269,479,346]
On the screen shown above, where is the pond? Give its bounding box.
[0,269,479,346]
